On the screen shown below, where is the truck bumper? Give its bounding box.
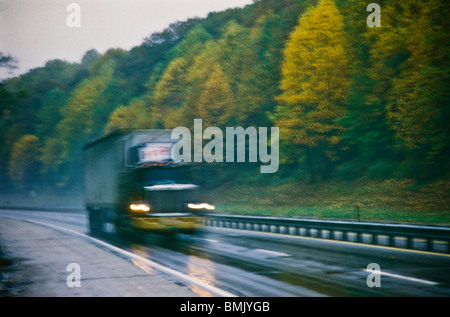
[130,215,203,232]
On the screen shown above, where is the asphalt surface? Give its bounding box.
[1,209,449,297]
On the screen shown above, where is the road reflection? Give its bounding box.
[117,232,219,297]
[186,250,216,297]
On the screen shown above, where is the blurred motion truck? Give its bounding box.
[83,129,213,237]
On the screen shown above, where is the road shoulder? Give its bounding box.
[0,217,199,297]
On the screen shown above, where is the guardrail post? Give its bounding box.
[387,235,394,247]
[407,236,414,250]
[356,232,363,243]
[425,239,431,252]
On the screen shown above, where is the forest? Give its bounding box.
[0,0,449,221]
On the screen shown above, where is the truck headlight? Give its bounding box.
[130,203,150,212]
[187,203,215,210]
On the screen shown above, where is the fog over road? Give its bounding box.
[1,208,449,297]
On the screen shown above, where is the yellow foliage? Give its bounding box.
[152,57,189,109]
[276,0,351,155]
[367,0,448,154]
[197,67,235,127]
[8,135,41,183]
[105,97,156,133]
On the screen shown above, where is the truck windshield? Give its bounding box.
[138,167,191,186]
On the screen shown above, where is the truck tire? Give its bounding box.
[115,219,132,240]
[88,210,104,235]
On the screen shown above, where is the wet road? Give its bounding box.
[1,209,449,297]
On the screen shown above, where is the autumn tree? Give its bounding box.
[42,60,116,186]
[163,40,223,129]
[197,66,235,127]
[217,20,269,126]
[8,135,41,189]
[105,96,155,133]
[368,0,450,179]
[134,26,213,129]
[104,105,138,133]
[275,0,352,181]
[40,137,65,187]
[152,57,190,128]
[335,0,398,179]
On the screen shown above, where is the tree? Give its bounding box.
[139,26,213,129]
[169,25,212,62]
[333,0,398,179]
[80,49,101,71]
[8,135,41,189]
[105,96,155,133]
[36,88,67,140]
[163,40,223,129]
[40,137,65,187]
[42,59,116,187]
[216,20,267,126]
[152,57,190,127]
[0,52,18,78]
[274,0,352,181]
[367,0,450,179]
[197,66,235,127]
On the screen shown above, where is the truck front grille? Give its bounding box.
[147,191,183,213]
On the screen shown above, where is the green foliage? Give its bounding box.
[8,135,41,188]
[0,0,448,193]
[36,88,67,139]
[40,59,117,186]
[366,0,450,180]
[197,66,235,127]
[105,96,155,133]
[275,0,352,181]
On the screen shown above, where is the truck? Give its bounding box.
[82,129,214,238]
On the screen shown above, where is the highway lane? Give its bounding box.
[1,208,449,297]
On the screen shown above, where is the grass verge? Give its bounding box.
[208,179,450,226]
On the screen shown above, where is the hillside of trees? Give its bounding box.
[0,0,449,215]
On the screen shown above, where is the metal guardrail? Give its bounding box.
[205,214,450,254]
[2,206,449,254]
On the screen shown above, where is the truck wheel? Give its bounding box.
[88,210,103,235]
[115,221,132,240]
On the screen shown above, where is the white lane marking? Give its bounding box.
[255,248,290,257]
[4,216,236,297]
[363,269,438,285]
[202,238,219,243]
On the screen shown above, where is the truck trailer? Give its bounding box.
[82,129,213,237]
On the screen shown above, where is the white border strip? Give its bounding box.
[363,269,438,285]
[255,248,290,257]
